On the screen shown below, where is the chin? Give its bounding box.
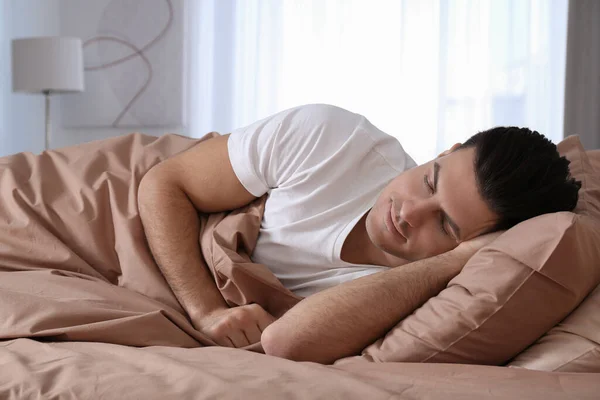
[372,234,412,261]
[367,211,407,259]
[376,234,428,262]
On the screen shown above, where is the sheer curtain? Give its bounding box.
[189,0,568,163]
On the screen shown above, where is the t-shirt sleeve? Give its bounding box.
[227,104,364,197]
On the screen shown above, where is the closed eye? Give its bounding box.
[424,174,449,236]
[439,214,449,236]
[424,175,434,194]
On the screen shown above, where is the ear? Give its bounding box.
[437,143,462,158]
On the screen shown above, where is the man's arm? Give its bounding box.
[261,237,496,364]
[138,134,275,347]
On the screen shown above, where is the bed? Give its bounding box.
[0,132,598,399]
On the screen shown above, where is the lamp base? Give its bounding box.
[44,91,50,151]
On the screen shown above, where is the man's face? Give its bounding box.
[366,146,498,261]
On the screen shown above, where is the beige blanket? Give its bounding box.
[0,132,299,350]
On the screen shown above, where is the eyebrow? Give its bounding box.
[433,162,461,241]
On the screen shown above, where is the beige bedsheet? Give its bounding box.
[1,338,598,399]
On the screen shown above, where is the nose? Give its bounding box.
[398,199,435,227]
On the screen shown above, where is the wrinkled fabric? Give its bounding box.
[1,338,598,400]
[0,132,300,350]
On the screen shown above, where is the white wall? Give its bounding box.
[0,1,9,154]
[1,0,60,156]
[1,0,195,157]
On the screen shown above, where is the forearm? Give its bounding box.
[138,169,227,321]
[261,250,469,364]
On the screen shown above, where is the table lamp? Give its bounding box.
[12,37,84,150]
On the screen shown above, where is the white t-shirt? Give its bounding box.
[227,104,416,297]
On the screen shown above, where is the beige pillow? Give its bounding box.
[507,285,600,372]
[350,136,600,365]
[507,148,600,372]
[589,149,600,171]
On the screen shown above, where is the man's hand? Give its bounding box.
[193,304,276,348]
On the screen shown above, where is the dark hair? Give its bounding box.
[459,127,581,232]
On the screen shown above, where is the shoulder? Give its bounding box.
[277,103,363,129]
[291,103,359,117]
[276,104,372,143]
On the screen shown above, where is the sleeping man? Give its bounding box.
[137,104,580,364]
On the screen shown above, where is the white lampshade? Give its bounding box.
[12,36,84,94]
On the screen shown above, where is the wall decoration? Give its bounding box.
[61,0,186,128]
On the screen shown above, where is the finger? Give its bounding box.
[227,330,250,348]
[213,335,234,348]
[203,324,236,347]
[243,323,263,344]
[252,307,277,332]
